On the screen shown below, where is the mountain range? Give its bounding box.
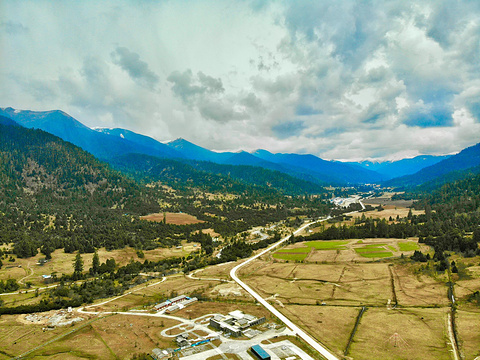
[1,107,479,188]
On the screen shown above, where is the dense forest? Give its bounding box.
[0,121,332,259]
[109,153,329,195]
[0,123,196,255]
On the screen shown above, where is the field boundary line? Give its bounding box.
[13,313,115,359]
[344,306,367,356]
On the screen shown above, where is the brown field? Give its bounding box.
[140,212,204,224]
[281,305,359,357]
[191,260,241,280]
[349,307,450,360]
[193,227,221,238]
[353,204,424,220]
[453,263,480,301]
[174,301,271,321]
[26,314,180,359]
[392,264,450,306]
[241,262,395,306]
[0,313,90,359]
[456,309,480,360]
[309,204,424,232]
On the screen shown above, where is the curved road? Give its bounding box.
[230,218,340,360]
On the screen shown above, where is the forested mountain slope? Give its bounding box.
[0,122,187,256]
[109,153,328,196]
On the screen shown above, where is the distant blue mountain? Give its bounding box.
[0,107,183,160]
[167,138,232,163]
[5,106,474,187]
[252,149,385,184]
[350,155,451,180]
[95,128,182,159]
[385,143,480,187]
[0,115,19,127]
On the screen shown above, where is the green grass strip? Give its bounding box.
[398,241,419,251]
[305,240,349,250]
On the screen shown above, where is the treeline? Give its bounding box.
[0,279,19,293]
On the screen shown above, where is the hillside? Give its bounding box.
[108,153,327,196]
[0,109,383,185]
[0,121,186,256]
[385,142,480,188]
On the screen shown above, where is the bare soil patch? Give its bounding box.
[173,301,271,321]
[140,212,204,225]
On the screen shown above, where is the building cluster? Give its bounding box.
[209,310,266,337]
[152,336,215,359]
[154,294,197,314]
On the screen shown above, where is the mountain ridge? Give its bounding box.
[2,107,477,186]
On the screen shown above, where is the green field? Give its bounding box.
[398,241,419,251]
[355,245,393,258]
[305,240,350,250]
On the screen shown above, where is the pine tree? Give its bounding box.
[73,253,84,280]
[90,251,100,275]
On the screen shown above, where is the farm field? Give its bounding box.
[309,203,424,231]
[272,238,424,263]
[455,309,480,360]
[236,237,480,360]
[349,307,451,360]
[87,274,246,313]
[281,304,359,358]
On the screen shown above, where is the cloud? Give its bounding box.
[1,0,480,160]
[167,69,224,105]
[272,120,306,139]
[167,69,249,122]
[0,21,28,34]
[111,47,159,90]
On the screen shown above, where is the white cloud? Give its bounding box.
[0,0,479,160]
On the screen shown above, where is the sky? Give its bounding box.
[1,0,480,161]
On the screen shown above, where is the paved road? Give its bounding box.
[230,219,340,360]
